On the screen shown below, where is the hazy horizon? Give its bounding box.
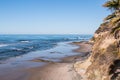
[0,0,109,34]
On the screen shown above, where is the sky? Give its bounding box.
[0,0,110,34]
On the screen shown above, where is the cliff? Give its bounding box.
[74,0,120,80]
[74,18,120,80]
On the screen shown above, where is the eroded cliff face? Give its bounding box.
[74,0,120,79]
[74,21,120,80]
[86,22,119,80]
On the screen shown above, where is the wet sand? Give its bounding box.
[0,41,92,80]
[27,41,92,80]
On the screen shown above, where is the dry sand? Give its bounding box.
[28,63,81,80]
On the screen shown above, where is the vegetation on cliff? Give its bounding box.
[75,0,120,80]
[103,0,120,38]
[89,0,120,80]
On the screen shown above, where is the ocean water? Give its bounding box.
[0,34,92,60]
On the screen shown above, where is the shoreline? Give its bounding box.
[0,41,92,80]
[27,41,92,80]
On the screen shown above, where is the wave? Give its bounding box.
[0,34,92,60]
[0,44,9,47]
[19,40,30,43]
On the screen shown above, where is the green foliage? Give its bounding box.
[103,0,120,11]
[111,25,120,34]
[103,0,120,36]
[110,17,120,25]
[104,13,116,21]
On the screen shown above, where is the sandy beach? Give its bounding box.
[27,41,92,80]
[0,41,92,80]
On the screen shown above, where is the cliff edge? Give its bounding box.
[74,0,120,80]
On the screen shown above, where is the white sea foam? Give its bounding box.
[16,48,22,51]
[20,41,30,43]
[0,44,8,47]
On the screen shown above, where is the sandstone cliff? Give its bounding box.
[74,0,120,80]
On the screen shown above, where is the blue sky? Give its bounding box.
[0,0,110,34]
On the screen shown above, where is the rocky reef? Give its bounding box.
[74,0,120,80]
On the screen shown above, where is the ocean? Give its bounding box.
[0,34,92,60]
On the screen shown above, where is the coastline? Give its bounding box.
[0,41,92,80]
[27,41,92,80]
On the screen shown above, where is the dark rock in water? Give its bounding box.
[32,58,55,63]
[50,51,63,54]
